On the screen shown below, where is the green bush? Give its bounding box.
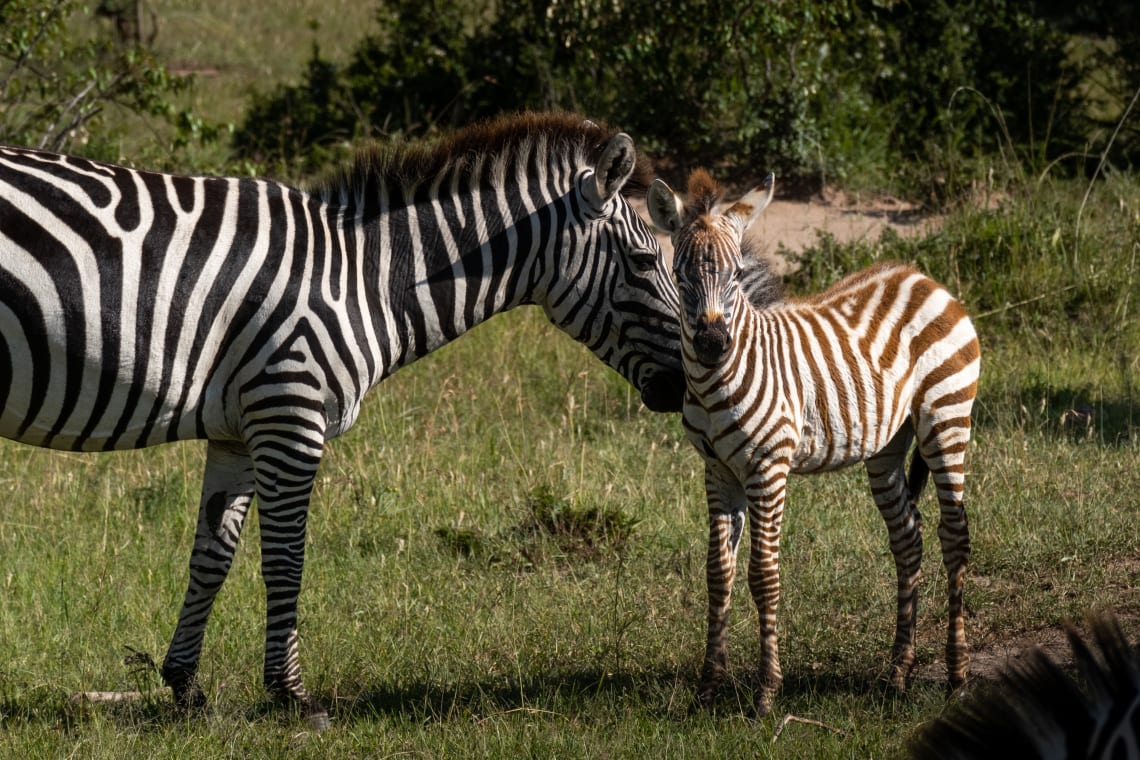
[0,0,222,160]
[231,1,1125,195]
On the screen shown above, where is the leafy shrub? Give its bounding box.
[0,0,222,160]
[232,0,1120,195]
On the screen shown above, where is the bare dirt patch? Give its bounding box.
[636,190,938,271]
[907,612,1140,698]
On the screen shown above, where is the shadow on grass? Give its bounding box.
[0,660,929,731]
[975,382,1139,447]
[326,660,909,726]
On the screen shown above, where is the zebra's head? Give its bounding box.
[540,130,685,413]
[646,169,776,367]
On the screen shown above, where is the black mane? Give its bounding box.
[308,111,655,201]
[908,614,1140,759]
[739,239,784,309]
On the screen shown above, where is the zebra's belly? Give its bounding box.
[790,418,899,473]
[0,358,213,452]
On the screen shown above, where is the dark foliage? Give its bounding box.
[231,1,1137,193]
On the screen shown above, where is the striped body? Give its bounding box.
[912,615,1140,760]
[684,262,978,476]
[648,171,979,714]
[0,113,684,725]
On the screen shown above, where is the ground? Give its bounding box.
[635,189,935,271]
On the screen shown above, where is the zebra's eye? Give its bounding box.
[629,248,659,273]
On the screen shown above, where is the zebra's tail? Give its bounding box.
[907,613,1140,759]
[906,448,930,504]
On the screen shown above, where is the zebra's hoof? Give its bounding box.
[694,680,722,709]
[164,669,207,711]
[752,690,776,719]
[889,666,910,693]
[304,701,331,732]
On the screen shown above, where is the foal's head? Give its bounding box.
[646,170,776,366]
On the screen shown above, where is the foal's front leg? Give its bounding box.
[746,464,789,717]
[698,459,747,704]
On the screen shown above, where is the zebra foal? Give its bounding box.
[646,170,980,715]
[0,112,685,727]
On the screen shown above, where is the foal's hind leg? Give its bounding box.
[919,430,972,689]
[865,427,924,691]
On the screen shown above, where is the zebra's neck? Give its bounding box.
[341,163,561,384]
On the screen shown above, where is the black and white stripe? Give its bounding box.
[0,112,684,726]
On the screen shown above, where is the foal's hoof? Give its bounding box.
[888,666,910,693]
[752,689,776,719]
[269,688,331,732]
[694,680,722,709]
[303,700,331,732]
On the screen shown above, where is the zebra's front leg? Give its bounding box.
[251,436,329,730]
[697,460,747,706]
[746,466,788,717]
[162,441,256,709]
[866,433,923,691]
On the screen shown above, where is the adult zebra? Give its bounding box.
[0,112,684,727]
[646,170,979,715]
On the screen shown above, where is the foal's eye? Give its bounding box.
[629,248,658,273]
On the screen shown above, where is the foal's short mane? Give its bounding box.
[310,111,655,200]
[685,167,723,217]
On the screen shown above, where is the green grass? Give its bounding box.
[0,281,1138,756]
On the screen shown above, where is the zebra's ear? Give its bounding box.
[646,178,683,234]
[587,132,638,207]
[725,173,775,235]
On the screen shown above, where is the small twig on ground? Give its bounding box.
[70,687,171,704]
[475,707,567,725]
[771,713,847,742]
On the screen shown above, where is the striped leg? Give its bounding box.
[931,450,970,688]
[249,428,328,728]
[745,464,788,717]
[918,415,972,689]
[163,441,257,707]
[865,429,923,690]
[697,459,746,705]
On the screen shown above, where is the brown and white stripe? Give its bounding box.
[647,169,980,715]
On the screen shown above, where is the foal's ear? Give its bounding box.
[585,132,638,207]
[724,173,775,235]
[646,178,684,235]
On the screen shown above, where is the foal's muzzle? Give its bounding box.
[692,314,731,366]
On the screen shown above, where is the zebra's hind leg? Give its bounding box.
[865,428,923,691]
[931,451,971,689]
[916,412,973,690]
[162,441,257,710]
[697,460,747,707]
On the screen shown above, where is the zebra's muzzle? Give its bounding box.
[692,317,731,366]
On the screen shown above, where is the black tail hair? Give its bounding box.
[906,448,930,504]
[908,614,1140,759]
